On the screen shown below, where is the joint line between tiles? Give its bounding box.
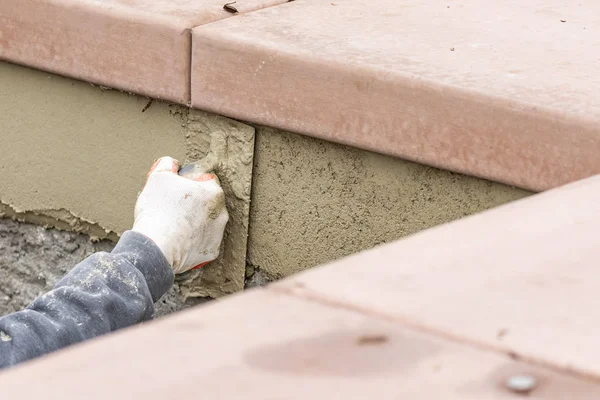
[267,284,600,384]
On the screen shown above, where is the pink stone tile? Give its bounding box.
[2,290,599,399]
[0,0,288,103]
[275,174,600,379]
[191,0,600,191]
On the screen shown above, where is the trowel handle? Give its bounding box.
[178,162,220,185]
[178,163,203,179]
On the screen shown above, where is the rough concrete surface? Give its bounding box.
[0,218,205,318]
[248,127,532,279]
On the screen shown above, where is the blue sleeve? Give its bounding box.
[0,231,173,369]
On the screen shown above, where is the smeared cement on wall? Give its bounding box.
[0,62,254,298]
[177,110,255,299]
[0,61,188,238]
[247,127,531,280]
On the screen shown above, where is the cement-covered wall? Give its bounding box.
[0,61,188,239]
[0,61,254,298]
[248,127,530,280]
[0,62,531,296]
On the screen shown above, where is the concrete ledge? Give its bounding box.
[2,289,600,398]
[248,126,529,279]
[191,0,600,191]
[3,0,599,190]
[277,174,600,379]
[2,169,600,397]
[0,0,287,102]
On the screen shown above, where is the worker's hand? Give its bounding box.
[132,156,228,274]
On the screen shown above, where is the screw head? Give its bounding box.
[506,374,537,394]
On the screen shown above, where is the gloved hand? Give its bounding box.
[132,156,228,274]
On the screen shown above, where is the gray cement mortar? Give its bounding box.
[0,218,207,318]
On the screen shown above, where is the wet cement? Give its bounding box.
[0,218,207,318]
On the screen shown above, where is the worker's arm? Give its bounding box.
[0,231,172,369]
[0,157,228,369]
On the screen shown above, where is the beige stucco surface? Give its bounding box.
[0,62,255,297]
[1,62,531,290]
[0,61,188,238]
[248,128,530,279]
[0,0,288,103]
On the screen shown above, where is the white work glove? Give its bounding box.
[132,156,228,274]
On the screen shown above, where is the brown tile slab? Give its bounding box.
[2,289,599,399]
[275,174,600,379]
[191,0,600,191]
[0,0,287,103]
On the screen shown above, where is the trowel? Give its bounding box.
[178,157,219,184]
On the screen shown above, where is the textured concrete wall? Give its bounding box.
[0,61,531,295]
[247,127,530,280]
